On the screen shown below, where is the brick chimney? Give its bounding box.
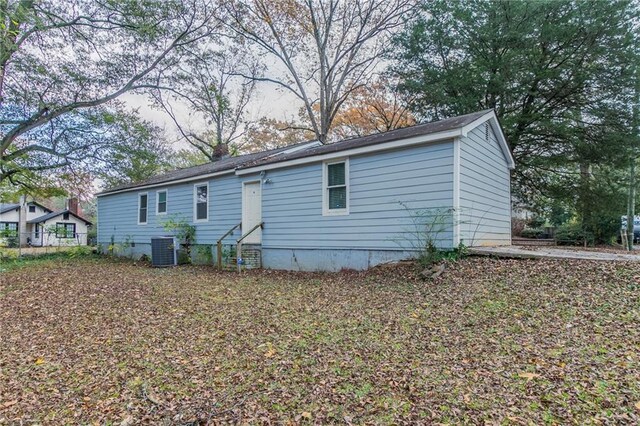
[212,143,229,161]
[67,197,79,215]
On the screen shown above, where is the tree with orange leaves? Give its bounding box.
[331,77,416,139]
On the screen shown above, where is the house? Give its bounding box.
[97,110,515,271]
[0,198,92,247]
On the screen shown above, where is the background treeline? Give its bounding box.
[1,0,638,244]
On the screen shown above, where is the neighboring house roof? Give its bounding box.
[0,203,19,214]
[0,201,53,215]
[28,210,93,226]
[98,109,514,196]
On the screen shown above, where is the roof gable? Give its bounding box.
[0,203,19,214]
[459,111,515,169]
[28,210,92,225]
[0,201,53,215]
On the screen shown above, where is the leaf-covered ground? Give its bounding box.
[1,257,639,424]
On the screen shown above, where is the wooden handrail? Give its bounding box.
[237,221,264,273]
[236,221,264,244]
[217,222,241,244]
[216,222,241,270]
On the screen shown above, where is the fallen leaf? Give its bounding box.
[518,372,541,381]
[120,414,135,426]
[635,401,640,411]
[34,358,45,365]
[1,400,18,409]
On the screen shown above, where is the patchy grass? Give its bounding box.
[0,257,639,424]
[0,248,96,273]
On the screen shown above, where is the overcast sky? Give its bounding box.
[121,80,302,148]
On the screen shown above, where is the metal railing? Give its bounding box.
[216,222,242,270]
[236,222,264,273]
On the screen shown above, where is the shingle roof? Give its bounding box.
[28,210,92,225]
[0,203,19,214]
[98,109,494,195]
[98,141,318,195]
[0,201,53,215]
[238,110,492,170]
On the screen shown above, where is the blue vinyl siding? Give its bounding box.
[458,123,511,245]
[261,141,454,250]
[98,141,455,252]
[97,173,246,246]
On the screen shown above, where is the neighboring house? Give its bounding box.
[97,110,515,271]
[0,198,92,247]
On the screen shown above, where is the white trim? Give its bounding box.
[156,189,168,215]
[489,119,515,169]
[137,192,148,225]
[193,182,209,223]
[97,170,233,197]
[237,130,461,175]
[460,111,515,169]
[322,158,350,216]
[452,138,461,246]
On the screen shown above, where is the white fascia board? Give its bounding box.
[96,169,235,197]
[235,129,462,176]
[489,119,516,169]
[460,110,515,169]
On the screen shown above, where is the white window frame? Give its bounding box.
[156,189,168,215]
[193,183,209,222]
[137,192,149,225]
[322,158,350,216]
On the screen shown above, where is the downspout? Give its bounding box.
[452,137,461,247]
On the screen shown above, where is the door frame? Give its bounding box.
[241,180,262,244]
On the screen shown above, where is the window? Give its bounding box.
[63,212,69,220]
[156,190,167,215]
[0,222,18,237]
[28,205,36,213]
[194,183,208,221]
[138,193,148,225]
[34,225,39,239]
[55,223,76,239]
[323,159,349,215]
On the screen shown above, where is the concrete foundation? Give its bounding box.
[261,247,416,272]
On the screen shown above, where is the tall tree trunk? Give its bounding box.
[578,162,591,246]
[626,159,635,250]
[628,68,640,251]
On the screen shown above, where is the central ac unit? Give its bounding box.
[151,236,177,267]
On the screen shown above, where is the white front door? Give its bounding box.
[242,181,262,244]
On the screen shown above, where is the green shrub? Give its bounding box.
[527,216,546,229]
[193,244,213,264]
[68,245,93,258]
[417,241,467,268]
[555,223,595,246]
[520,228,544,239]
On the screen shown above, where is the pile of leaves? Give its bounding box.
[1,257,639,424]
